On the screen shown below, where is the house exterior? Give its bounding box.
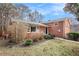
[25,22,47,39]
[47,18,71,38]
[2,17,71,43]
[7,19,47,43]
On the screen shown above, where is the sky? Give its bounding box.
[17,3,76,22]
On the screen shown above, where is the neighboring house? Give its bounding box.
[47,18,71,38]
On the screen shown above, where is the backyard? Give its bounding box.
[0,38,79,56]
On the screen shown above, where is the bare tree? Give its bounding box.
[0,3,18,40]
[0,3,44,42]
[28,10,44,23]
[17,4,31,20]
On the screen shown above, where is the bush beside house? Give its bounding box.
[44,34,54,40]
[23,39,33,46]
[26,32,44,42]
[22,34,54,46]
[67,32,79,41]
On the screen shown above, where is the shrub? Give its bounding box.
[67,32,79,41]
[39,36,44,40]
[33,39,39,42]
[44,34,54,40]
[31,33,44,41]
[23,39,33,46]
[33,36,44,42]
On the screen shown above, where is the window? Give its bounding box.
[31,26,36,32]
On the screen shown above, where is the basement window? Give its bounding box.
[31,26,36,32]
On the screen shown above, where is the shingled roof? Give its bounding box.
[48,17,71,23]
[12,19,47,27]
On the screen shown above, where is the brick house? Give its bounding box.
[1,18,71,43]
[7,19,47,42]
[47,18,71,38]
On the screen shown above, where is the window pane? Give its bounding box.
[31,26,36,32]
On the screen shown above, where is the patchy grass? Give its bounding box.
[0,38,79,56]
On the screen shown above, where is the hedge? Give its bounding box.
[67,32,79,41]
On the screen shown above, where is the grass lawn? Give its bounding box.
[0,38,79,56]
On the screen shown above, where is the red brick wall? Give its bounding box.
[25,26,46,39]
[7,20,46,40]
[63,19,71,38]
[48,19,71,38]
[38,26,46,34]
[48,21,63,37]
